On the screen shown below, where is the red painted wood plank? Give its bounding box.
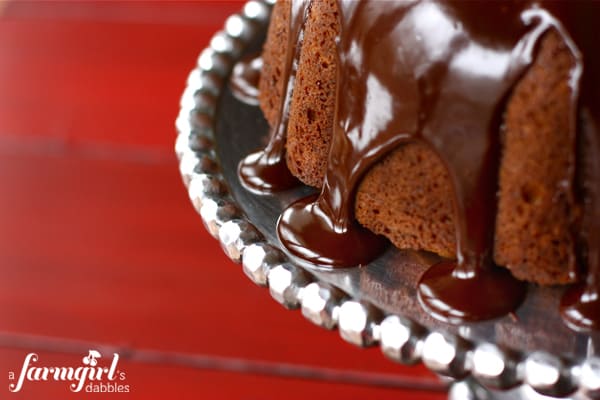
[3,1,245,25]
[0,8,239,149]
[0,147,440,381]
[0,2,445,395]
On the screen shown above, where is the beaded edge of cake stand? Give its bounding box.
[174,1,600,398]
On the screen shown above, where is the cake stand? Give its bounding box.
[175,2,600,398]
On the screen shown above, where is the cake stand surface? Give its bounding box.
[175,1,600,398]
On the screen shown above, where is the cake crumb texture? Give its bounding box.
[355,142,457,259]
[495,30,578,285]
[285,0,339,187]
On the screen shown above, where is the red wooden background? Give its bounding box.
[0,1,446,398]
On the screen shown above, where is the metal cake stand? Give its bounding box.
[174,1,600,398]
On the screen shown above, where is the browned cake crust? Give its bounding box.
[258,0,290,127]
[264,5,579,285]
[285,0,339,187]
[494,30,578,285]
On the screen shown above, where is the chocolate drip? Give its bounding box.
[416,5,583,323]
[230,54,262,106]
[277,0,585,322]
[278,194,388,266]
[555,1,600,331]
[561,115,600,331]
[238,0,310,193]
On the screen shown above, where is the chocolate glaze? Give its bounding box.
[555,1,600,331]
[242,0,600,325]
[419,260,526,324]
[230,54,262,106]
[561,282,600,332]
[561,114,600,331]
[237,0,310,194]
[278,0,569,321]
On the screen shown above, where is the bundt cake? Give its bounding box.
[237,0,600,326]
